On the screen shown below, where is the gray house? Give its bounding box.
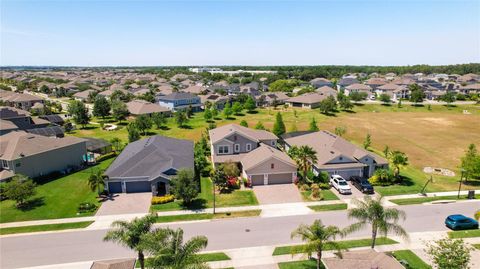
[209,124,297,185]
[104,135,194,195]
[283,131,388,179]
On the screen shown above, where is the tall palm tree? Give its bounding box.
[345,196,409,248]
[291,219,346,269]
[88,169,105,196]
[146,228,209,269]
[103,214,157,269]
[289,145,318,181]
[389,150,409,179]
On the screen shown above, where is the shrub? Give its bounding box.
[227,177,240,189]
[78,202,98,213]
[318,182,331,190]
[151,195,175,205]
[369,169,394,186]
[95,152,117,162]
[311,184,321,199]
[299,183,311,192]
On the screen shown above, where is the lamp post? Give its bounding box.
[458,169,465,199]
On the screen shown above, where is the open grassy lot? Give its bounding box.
[390,194,479,205]
[0,158,114,223]
[392,250,431,269]
[151,177,258,212]
[70,104,480,195]
[155,210,261,223]
[308,203,348,212]
[0,221,94,235]
[448,229,480,238]
[272,237,398,256]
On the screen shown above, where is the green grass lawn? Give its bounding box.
[392,250,431,269]
[151,177,258,212]
[278,259,322,269]
[390,194,479,205]
[0,221,94,235]
[301,189,339,202]
[136,252,230,267]
[473,244,480,250]
[155,210,261,223]
[0,158,114,223]
[448,229,480,238]
[308,203,348,212]
[272,237,398,256]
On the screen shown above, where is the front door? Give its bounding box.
[157,182,167,196]
[363,166,370,178]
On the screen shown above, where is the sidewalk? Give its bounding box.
[2,189,479,230]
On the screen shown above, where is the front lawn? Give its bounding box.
[155,210,261,223]
[151,177,258,212]
[0,221,94,235]
[308,203,348,212]
[390,194,479,205]
[136,252,230,267]
[301,189,339,202]
[272,237,398,256]
[392,250,431,269]
[0,159,114,223]
[278,259,322,269]
[448,229,480,238]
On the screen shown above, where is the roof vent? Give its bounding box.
[330,151,335,154]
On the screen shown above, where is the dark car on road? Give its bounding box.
[445,214,479,230]
[350,176,374,194]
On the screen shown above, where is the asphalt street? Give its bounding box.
[1,202,479,268]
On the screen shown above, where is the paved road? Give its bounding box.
[1,202,479,268]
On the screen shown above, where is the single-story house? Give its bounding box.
[344,83,372,96]
[310,78,333,88]
[0,90,45,111]
[104,135,194,195]
[73,89,96,102]
[0,131,87,181]
[285,92,335,109]
[255,92,290,107]
[283,131,388,179]
[157,92,202,112]
[126,100,171,116]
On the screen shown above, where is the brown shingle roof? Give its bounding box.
[241,144,296,171]
[209,124,278,144]
[126,100,169,115]
[286,92,334,104]
[322,249,404,269]
[90,258,136,269]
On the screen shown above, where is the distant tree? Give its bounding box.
[268,79,300,92]
[223,102,233,119]
[244,96,257,112]
[151,112,167,129]
[390,150,409,178]
[461,144,480,181]
[232,101,243,115]
[68,100,90,128]
[127,122,141,143]
[134,114,153,135]
[397,99,402,108]
[363,133,372,150]
[3,175,36,208]
[441,91,456,107]
[427,237,473,269]
[273,112,286,136]
[349,91,367,103]
[203,108,212,122]
[239,120,248,127]
[379,93,391,105]
[309,117,319,131]
[110,137,122,152]
[111,100,129,122]
[210,106,218,119]
[194,144,209,177]
[409,84,425,105]
[170,169,198,205]
[185,105,193,118]
[88,169,105,196]
[255,121,266,130]
[334,126,346,137]
[318,96,337,115]
[289,145,318,180]
[175,111,188,128]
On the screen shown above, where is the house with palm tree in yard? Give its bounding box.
[209,124,297,186]
[282,131,388,180]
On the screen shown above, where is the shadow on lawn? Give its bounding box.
[463,180,480,187]
[18,197,45,212]
[181,198,207,211]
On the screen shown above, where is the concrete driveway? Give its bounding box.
[253,184,302,204]
[95,193,152,216]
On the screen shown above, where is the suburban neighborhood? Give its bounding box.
[1,0,480,269]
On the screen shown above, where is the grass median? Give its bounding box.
[0,221,94,235]
[155,210,261,223]
[136,252,230,267]
[448,229,480,239]
[308,203,348,212]
[390,194,479,205]
[272,237,398,256]
[392,250,431,269]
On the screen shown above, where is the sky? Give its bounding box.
[1,0,479,66]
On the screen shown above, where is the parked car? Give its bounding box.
[350,176,374,194]
[330,175,352,195]
[445,214,479,230]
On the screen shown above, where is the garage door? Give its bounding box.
[108,182,122,193]
[336,169,361,181]
[251,175,264,186]
[125,181,151,193]
[268,173,293,185]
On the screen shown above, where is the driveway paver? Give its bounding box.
[253,184,302,204]
[95,193,151,216]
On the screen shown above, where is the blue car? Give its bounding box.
[445,214,479,230]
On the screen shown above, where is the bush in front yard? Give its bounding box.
[151,195,175,205]
[78,202,98,213]
[95,152,117,162]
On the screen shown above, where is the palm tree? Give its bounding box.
[103,214,157,269]
[146,228,209,269]
[291,219,346,269]
[390,150,409,178]
[345,196,409,248]
[88,169,105,196]
[289,145,318,181]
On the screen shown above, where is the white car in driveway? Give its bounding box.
[329,175,352,195]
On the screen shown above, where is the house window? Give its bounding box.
[15,162,21,167]
[271,141,276,146]
[246,143,252,152]
[271,163,275,169]
[218,146,229,154]
[2,160,8,169]
[234,144,240,153]
[339,157,343,161]
[233,135,237,141]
